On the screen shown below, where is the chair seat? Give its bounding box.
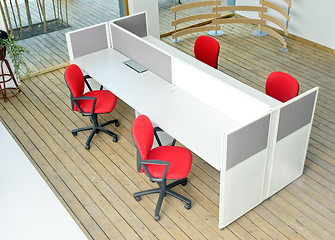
[145,146,192,179]
[75,90,117,114]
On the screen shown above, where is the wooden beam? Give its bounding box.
[20,62,70,81]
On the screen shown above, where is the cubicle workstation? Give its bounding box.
[65,12,318,229]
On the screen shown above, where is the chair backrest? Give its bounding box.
[266,71,299,103]
[64,64,85,99]
[132,115,154,172]
[194,35,220,69]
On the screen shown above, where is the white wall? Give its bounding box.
[235,0,335,50]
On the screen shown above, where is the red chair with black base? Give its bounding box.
[132,115,192,220]
[64,64,119,150]
[266,71,299,103]
[194,35,220,69]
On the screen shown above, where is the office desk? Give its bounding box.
[73,48,237,171]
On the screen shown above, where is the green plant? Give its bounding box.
[0,34,30,80]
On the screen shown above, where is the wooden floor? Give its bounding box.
[1,1,335,240]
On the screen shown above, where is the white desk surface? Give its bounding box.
[0,122,87,240]
[73,48,238,170]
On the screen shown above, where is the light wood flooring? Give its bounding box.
[1,1,335,240]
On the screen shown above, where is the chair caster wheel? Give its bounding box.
[72,131,77,136]
[134,196,141,201]
[181,180,188,186]
[115,121,120,127]
[96,130,100,134]
[85,144,90,150]
[184,203,191,210]
[154,214,160,221]
[113,136,118,142]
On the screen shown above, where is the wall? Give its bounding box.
[235,0,335,50]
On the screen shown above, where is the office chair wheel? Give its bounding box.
[184,202,191,210]
[134,196,141,201]
[85,144,90,150]
[72,131,77,136]
[181,180,188,186]
[113,136,118,142]
[115,121,120,127]
[154,214,160,221]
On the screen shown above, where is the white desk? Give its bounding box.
[73,48,237,171]
[0,122,87,240]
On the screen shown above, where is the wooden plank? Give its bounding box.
[213,18,266,26]
[172,25,220,39]
[172,13,220,26]
[260,0,290,21]
[213,6,267,13]
[259,25,287,48]
[259,12,287,34]
[171,1,221,13]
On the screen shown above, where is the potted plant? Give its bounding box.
[0,30,30,81]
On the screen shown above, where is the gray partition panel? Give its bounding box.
[113,12,147,37]
[277,90,317,141]
[226,114,270,170]
[70,24,108,59]
[111,24,172,83]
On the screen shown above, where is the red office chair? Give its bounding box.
[64,64,119,150]
[132,115,192,220]
[266,71,299,103]
[194,35,220,69]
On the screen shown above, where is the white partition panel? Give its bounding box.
[267,88,318,197]
[66,23,110,91]
[219,112,271,228]
[174,58,272,124]
[110,23,172,83]
[66,23,110,60]
[127,0,160,38]
[113,12,148,38]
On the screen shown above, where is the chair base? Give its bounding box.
[72,113,119,150]
[133,178,191,220]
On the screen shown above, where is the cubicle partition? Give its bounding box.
[220,112,271,226]
[66,12,318,229]
[66,23,110,60]
[66,23,111,90]
[265,88,318,198]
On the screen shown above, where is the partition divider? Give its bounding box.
[110,13,173,83]
[266,87,319,197]
[66,22,110,60]
[220,111,272,228]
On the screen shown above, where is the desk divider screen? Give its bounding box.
[220,112,271,228]
[267,87,319,197]
[277,89,318,141]
[67,23,109,59]
[110,23,172,83]
[226,114,270,170]
[113,12,148,37]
